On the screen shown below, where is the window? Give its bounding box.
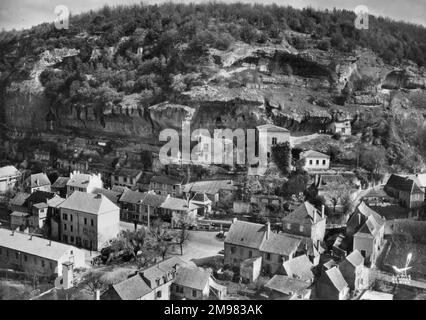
[272,137,277,145]
[322,160,326,165]
[64,223,67,230]
[91,219,94,227]
[15,252,18,259]
[309,160,313,165]
[248,251,252,258]
[24,255,27,262]
[266,253,271,261]
[299,225,304,232]
[63,235,68,243]
[70,236,74,243]
[49,262,53,269]
[156,278,160,286]
[84,218,87,225]
[192,290,197,298]
[63,213,67,220]
[70,225,73,232]
[156,291,162,298]
[70,214,73,222]
[41,260,45,267]
[230,246,236,254]
[0,248,2,255]
[316,160,319,165]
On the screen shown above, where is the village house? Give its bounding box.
[34,149,51,163]
[172,266,226,300]
[150,175,184,197]
[92,187,123,206]
[51,177,70,198]
[338,249,369,292]
[384,174,424,209]
[410,173,426,193]
[346,202,386,267]
[0,165,21,194]
[264,275,312,300]
[111,167,143,189]
[224,220,302,275]
[161,196,199,228]
[299,150,330,171]
[0,228,85,278]
[361,187,394,206]
[316,266,349,300]
[190,193,212,215]
[118,189,146,222]
[9,192,30,212]
[23,173,51,194]
[256,124,291,158]
[183,179,237,205]
[66,171,103,197]
[329,118,351,136]
[58,191,120,251]
[103,257,186,300]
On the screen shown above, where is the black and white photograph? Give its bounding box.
[0,0,425,305]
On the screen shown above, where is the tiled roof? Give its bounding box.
[225,221,267,249]
[191,193,211,203]
[151,175,183,185]
[265,275,311,296]
[51,177,70,189]
[0,228,79,261]
[300,150,330,159]
[141,256,186,287]
[260,232,301,256]
[0,165,20,178]
[283,201,323,225]
[25,173,51,188]
[344,250,364,267]
[114,167,142,178]
[283,255,314,282]
[410,174,426,188]
[59,191,119,215]
[325,267,348,292]
[386,174,423,193]
[257,124,289,132]
[183,180,236,195]
[92,188,122,204]
[174,267,210,291]
[10,192,30,206]
[119,189,146,204]
[33,202,48,209]
[66,173,96,188]
[353,201,386,234]
[112,274,152,300]
[26,191,56,206]
[142,192,167,208]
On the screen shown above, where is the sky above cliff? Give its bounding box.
[0,0,425,31]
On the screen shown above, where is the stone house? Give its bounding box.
[385,174,424,209]
[316,266,349,300]
[300,150,330,171]
[23,173,51,194]
[338,249,369,292]
[0,165,21,194]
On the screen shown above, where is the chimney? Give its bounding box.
[265,221,271,239]
[94,289,100,301]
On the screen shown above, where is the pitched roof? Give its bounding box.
[191,193,211,203]
[0,228,80,261]
[0,165,20,178]
[410,174,426,188]
[344,250,364,267]
[283,255,314,282]
[353,201,386,233]
[300,150,330,159]
[33,202,48,209]
[25,191,57,206]
[10,192,31,206]
[66,173,98,188]
[112,274,152,300]
[386,174,424,194]
[51,177,70,189]
[114,167,142,178]
[325,267,348,292]
[362,187,389,199]
[260,232,301,256]
[59,191,119,215]
[92,188,122,204]
[257,124,289,132]
[265,275,311,296]
[283,201,323,225]
[142,192,167,208]
[150,175,183,185]
[141,256,186,287]
[160,197,199,211]
[119,189,146,204]
[25,173,51,188]
[174,267,210,291]
[183,180,236,195]
[225,221,267,249]
[10,211,29,217]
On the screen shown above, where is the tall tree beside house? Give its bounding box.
[272,142,292,175]
[279,172,310,199]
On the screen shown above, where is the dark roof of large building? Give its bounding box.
[142,192,167,208]
[174,267,210,291]
[92,188,122,204]
[51,177,70,189]
[25,191,56,206]
[225,221,267,249]
[112,274,152,300]
[283,201,323,225]
[386,174,424,194]
[114,167,143,178]
[119,189,146,204]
